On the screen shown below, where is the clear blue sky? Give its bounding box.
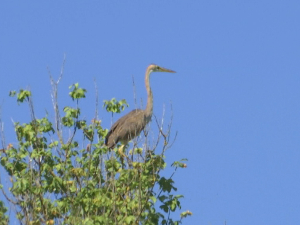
[1,1,300,224]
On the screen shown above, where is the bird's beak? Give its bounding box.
[159,67,176,73]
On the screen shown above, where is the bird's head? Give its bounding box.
[148,64,176,73]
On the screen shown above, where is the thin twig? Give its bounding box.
[132,75,138,109]
[48,54,66,145]
[0,104,7,152]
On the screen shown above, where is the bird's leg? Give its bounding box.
[143,129,148,137]
[117,144,125,167]
[118,144,126,157]
[117,144,132,168]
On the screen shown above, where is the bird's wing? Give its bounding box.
[108,109,143,133]
[105,109,143,145]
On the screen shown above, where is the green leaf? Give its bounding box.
[103,98,129,113]
[160,204,169,213]
[171,158,188,168]
[49,141,59,148]
[62,116,74,127]
[16,89,31,103]
[9,90,16,97]
[180,210,193,218]
[158,195,168,202]
[158,177,176,193]
[150,196,157,204]
[124,216,135,224]
[69,83,87,100]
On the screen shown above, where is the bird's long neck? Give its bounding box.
[145,68,153,121]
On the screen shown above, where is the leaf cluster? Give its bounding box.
[103,98,129,113]
[0,84,191,224]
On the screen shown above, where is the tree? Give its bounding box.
[0,68,191,224]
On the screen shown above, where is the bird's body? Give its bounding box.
[105,109,147,148]
[105,64,175,149]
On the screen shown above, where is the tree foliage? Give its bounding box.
[0,78,191,224]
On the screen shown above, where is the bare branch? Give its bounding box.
[48,55,66,145]
[27,88,36,122]
[0,105,7,151]
[93,78,99,124]
[132,75,138,109]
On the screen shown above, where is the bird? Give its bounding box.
[105,64,176,150]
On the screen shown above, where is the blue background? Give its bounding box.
[1,1,300,224]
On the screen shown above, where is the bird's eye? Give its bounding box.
[156,66,160,70]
